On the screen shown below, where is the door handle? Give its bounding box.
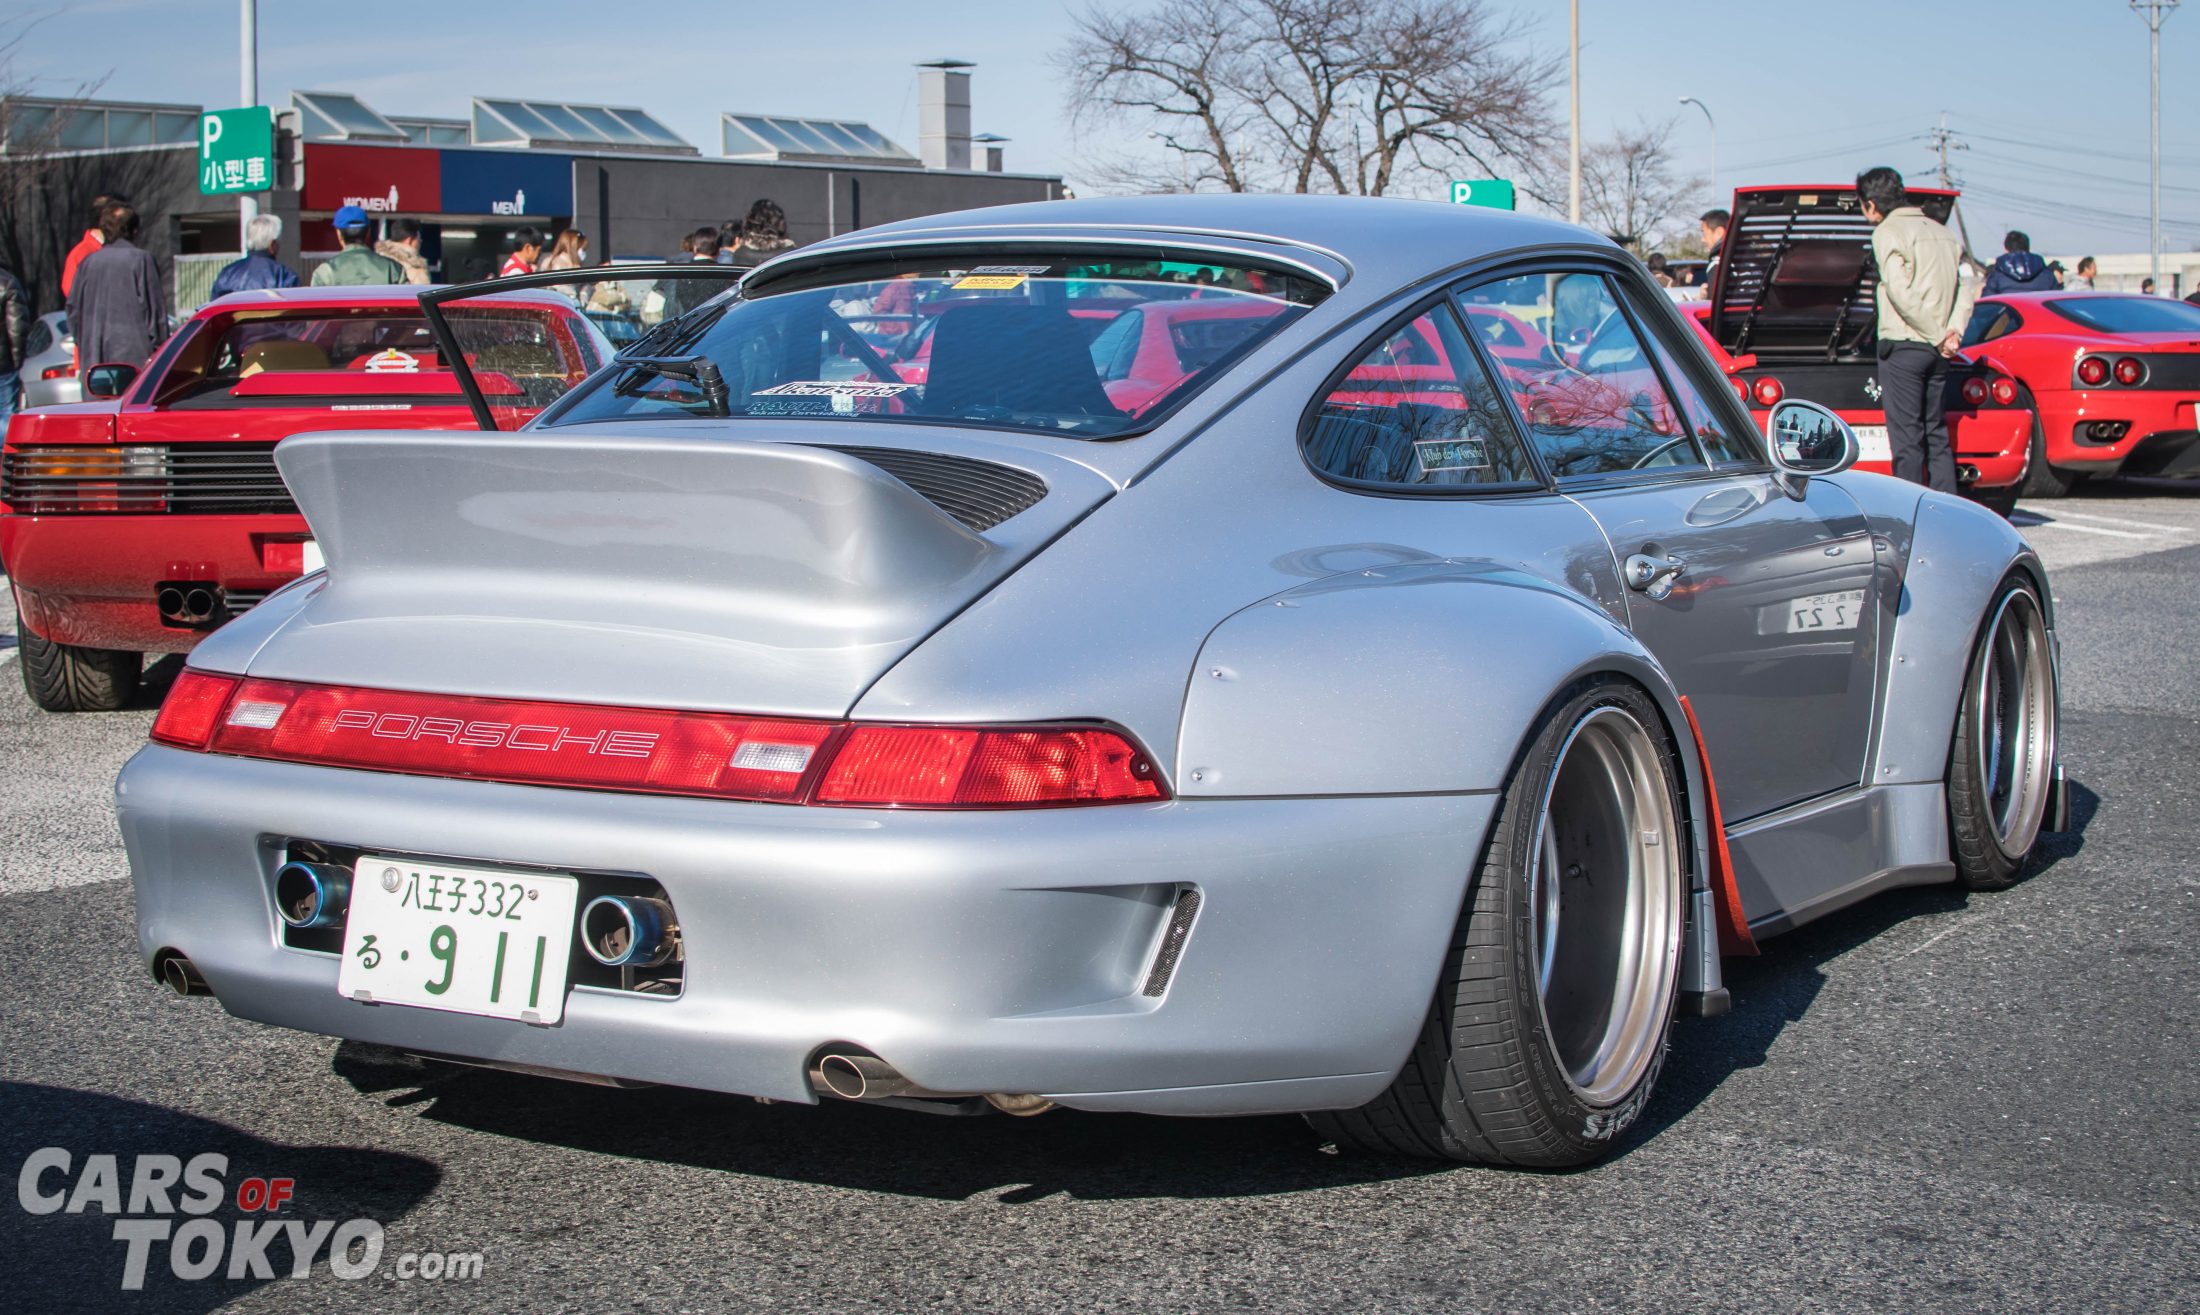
[1623,552,1686,601]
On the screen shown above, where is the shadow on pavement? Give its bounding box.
[0,1082,439,1315]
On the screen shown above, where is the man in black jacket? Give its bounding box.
[1984,231,2058,295]
[0,258,28,424]
[67,203,167,372]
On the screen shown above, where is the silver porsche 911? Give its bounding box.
[118,195,2065,1167]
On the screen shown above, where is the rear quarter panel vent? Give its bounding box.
[821,446,1048,533]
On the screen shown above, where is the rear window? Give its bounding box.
[2048,296,2200,335]
[151,304,602,411]
[543,250,1332,439]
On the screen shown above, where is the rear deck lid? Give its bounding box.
[1708,186,1958,362]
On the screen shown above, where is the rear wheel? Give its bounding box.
[17,620,140,712]
[2019,419,2081,498]
[1310,679,1686,1166]
[1948,577,2057,890]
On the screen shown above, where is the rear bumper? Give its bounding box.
[1749,404,2032,490]
[1,513,307,652]
[2039,392,2198,471]
[2110,429,2200,479]
[117,744,1496,1116]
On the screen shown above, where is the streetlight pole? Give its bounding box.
[1568,0,1581,224]
[239,0,258,252]
[2133,0,2178,291]
[1678,96,1716,207]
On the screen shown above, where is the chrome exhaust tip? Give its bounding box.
[156,585,187,619]
[579,895,676,968]
[181,586,217,622]
[159,954,212,997]
[274,861,351,930]
[814,1053,917,1101]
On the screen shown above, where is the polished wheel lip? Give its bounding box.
[1527,704,1683,1108]
[1973,588,2056,859]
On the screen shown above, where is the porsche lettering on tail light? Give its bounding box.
[148,674,1168,808]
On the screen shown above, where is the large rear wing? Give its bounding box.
[1707,186,1958,363]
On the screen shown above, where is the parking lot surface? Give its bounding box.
[2,483,2195,1314]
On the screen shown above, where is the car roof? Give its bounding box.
[195,285,578,317]
[774,194,1604,301]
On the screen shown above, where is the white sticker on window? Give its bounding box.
[750,381,916,398]
[1413,438,1491,472]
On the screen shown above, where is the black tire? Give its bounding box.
[1967,487,2020,518]
[1309,678,1687,1167]
[17,620,140,712]
[2018,419,2080,498]
[1948,577,2058,891]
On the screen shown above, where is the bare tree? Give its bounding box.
[0,15,108,312]
[1059,0,1559,199]
[1578,118,1702,253]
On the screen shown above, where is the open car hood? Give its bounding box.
[1707,186,1958,363]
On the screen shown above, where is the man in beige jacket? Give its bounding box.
[1859,165,1974,493]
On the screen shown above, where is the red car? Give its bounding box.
[2,286,607,711]
[1963,291,2200,495]
[1688,184,2034,512]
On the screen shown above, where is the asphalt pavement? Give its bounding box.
[2,482,2196,1314]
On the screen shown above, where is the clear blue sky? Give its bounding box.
[9,0,2192,256]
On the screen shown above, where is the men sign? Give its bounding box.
[1450,179,1516,211]
[199,107,274,196]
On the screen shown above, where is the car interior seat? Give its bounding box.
[236,338,332,376]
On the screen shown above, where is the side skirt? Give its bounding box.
[1727,782,1955,939]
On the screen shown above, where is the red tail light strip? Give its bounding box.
[150,672,1167,809]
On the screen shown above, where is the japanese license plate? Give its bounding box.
[336,857,578,1024]
[300,540,324,574]
[1852,425,1891,463]
[1781,589,1866,634]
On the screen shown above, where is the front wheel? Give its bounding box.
[17,620,141,712]
[1310,678,1687,1166]
[1947,577,2058,890]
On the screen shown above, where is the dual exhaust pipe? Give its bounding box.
[157,583,220,627]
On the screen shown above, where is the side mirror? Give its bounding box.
[82,362,139,400]
[1767,398,1858,486]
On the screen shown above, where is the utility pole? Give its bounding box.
[239,0,257,252]
[1928,112,1967,189]
[1568,0,1581,224]
[2134,0,2178,290]
[1678,96,1716,205]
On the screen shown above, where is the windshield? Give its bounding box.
[2049,296,2200,335]
[544,251,1331,439]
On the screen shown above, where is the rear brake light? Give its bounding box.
[815,725,1164,808]
[40,363,75,380]
[1990,377,2018,406]
[1751,376,1784,406]
[150,669,242,749]
[1,445,167,513]
[1961,377,1988,406]
[1730,379,1750,403]
[150,678,1169,808]
[2077,356,2111,386]
[2114,356,2146,386]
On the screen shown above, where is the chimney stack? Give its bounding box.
[915,58,974,171]
[974,133,1008,172]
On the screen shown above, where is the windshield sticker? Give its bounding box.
[332,403,413,411]
[752,381,915,398]
[952,274,1029,291]
[967,265,1052,276]
[1414,438,1491,472]
[362,349,422,373]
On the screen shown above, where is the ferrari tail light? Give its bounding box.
[2114,356,2146,386]
[1730,378,1750,403]
[1751,376,1784,407]
[150,669,242,749]
[2076,356,2111,387]
[1960,377,1988,406]
[815,726,1164,808]
[1990,376,2018,406]
[147,675,1169,808]
[0,445,167,513]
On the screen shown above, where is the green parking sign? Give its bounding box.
[1450,179,1516,210]
[198,106,274,195]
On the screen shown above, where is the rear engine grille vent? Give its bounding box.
[168,444,295,514]
[821,446,1047,533]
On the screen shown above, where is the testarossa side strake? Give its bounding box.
[117,196,2066,1167]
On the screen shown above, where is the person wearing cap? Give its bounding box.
[310,205,405,287]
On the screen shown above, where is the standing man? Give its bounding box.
[376,218,432,284]
[0,256,28,426]
[1698,208,1730,284]
[66,203,166,371]
[499,226,544,278]
[61,194,127,298]
[1859,165,1974,494]
[2065,256,2098,291]
[1984,231,2058,295]
[209,214,299,297]
[309,206,405,287]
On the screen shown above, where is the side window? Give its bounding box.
[1304,304,1537,488]
[1640,314,1761,466]
[1464,272,1704,478]
[1964,304,2019,346]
